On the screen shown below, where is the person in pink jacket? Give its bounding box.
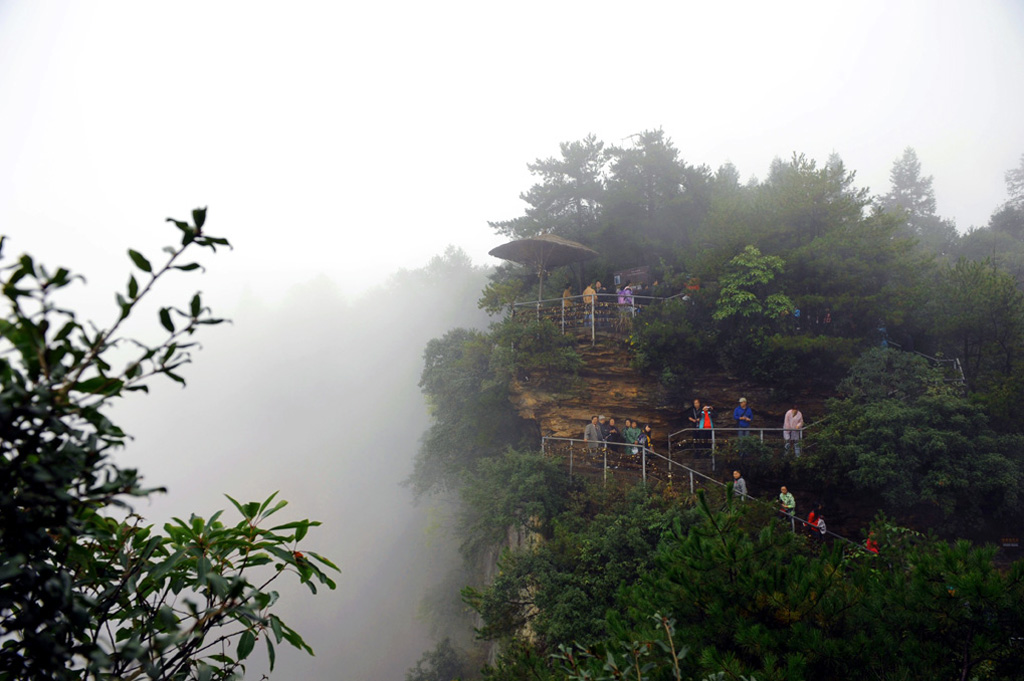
[783,406,804,457]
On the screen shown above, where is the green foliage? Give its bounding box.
[934,258,1024,392]
[406,638,467,681]
[465,485,694,648]
[490,317,583,386]
[0,213,337,679]
[521,498,1024,681]
[712,246,793,323]
[877,147,958,254]
[477,278,525,316]
[751,334,860,392]
[836,347,954,402]
[711,246,797,378]
[412,328,534,497]
[458,449,572,561]
[489,134,606,241]
[73,493,337,680]
[812,350,1024,532]
[628,298,713,390]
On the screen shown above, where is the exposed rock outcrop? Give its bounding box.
[508,333,830,444]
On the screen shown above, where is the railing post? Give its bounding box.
[561,298,565,334]
[569,444,574,479]
[603,448,607,486]
[689,469,694,494]
[590,298,595,345]
[710,430,716,472]
[642,447,647,484]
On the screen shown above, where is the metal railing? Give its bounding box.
[511,293,669,343]
[666,421,826,470]
[666,427,804,471]
[540,435,745,497]
[540,435,863,548]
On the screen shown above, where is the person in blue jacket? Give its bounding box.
[733,397,752,437]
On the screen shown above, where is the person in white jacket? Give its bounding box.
[783,406,804,457]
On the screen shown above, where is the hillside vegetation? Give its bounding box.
[406,136,1024,680]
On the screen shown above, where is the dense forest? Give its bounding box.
[406,132,1024,680]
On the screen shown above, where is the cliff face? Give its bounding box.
[507,334,831,444]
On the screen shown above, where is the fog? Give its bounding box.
[109,251,491,679]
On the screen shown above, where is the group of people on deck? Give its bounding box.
[583,415,654,455]
[561,281,649,328]
[685,397,805,454]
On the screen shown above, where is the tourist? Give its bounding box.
[807,504,820,534]
[622,419,641,456]
[733,397,752,437]
[582,282,597,324]
[584,416,601,452]
[783,405,804,457]
[732,470,748,498]
[815,513,827,539]
[779,486,796,515]
[697,404,714,451]
[598,415,611,449]
[641,423,654,451]
[690,399,712,451]
[606,417,622,452]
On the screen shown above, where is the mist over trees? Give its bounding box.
[407,133,1024,679]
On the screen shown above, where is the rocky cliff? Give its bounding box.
[507,332,831,445]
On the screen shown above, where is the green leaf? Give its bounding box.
[174,263,202,271]
[260,499,288,520]
[269,614,284,643]
[306,551,341,572]
[258,491,281,515]
[265,638,276,671]
[159,308,174,333]
[192,207,207,229]
[163,370,186,385]
[191,293,201,318]
[237,630,255,661]
[225,494,246,517]
[54,320,77,341]
[116,293,131,320]
[128,249,152,273]
[128,275,138,299]
[74,376,124,396]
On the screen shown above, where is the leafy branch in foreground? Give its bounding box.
[77,491,338,680]
[0,209,338,680]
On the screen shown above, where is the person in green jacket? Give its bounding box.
[779,486,796,515]
[621,420,641,455]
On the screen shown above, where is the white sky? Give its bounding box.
[2,1,1024,303]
